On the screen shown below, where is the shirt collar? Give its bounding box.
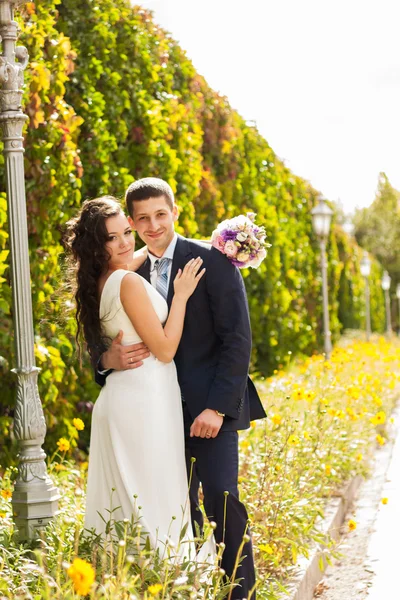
[148,233,178,269]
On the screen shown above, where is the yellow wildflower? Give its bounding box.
[250,421,257,428]
[325,464,332,476]
[381,497,388,505]
[148,584,163,596]
[327,408,336,417]
[293,388,304,401]
[73,418,85,431]
[55,464,67,471]
[347,386,360,400]
[373,395,383,407]
[305,390,315,402]
[67,558,95,596]
[356,453,363,462]
[348,519,357,531]
[335,410,345,419]
[287,435,300,447]
[271,414,282,426]
[372,410,387,426]
[80,461,89,471]
[0,489,12,500]
[303,431,311,441]
[275,464,282,472]
[0,511,7,519]
[376,434,386,446]
[57,438,70,453]
[390,417,395,424]
[259,543,274,555]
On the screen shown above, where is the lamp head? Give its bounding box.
[360,251,371,278]
[311,197,333,239]
[381,271,391,291]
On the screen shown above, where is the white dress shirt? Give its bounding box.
[148,233,178,291]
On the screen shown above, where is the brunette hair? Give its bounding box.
[125,177,174,217]
[63,196,124,360]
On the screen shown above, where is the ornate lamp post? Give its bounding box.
[360,251,372,341]
[396,284,400,335]
[311,197,333,359]
[0,0,59,539]
[381,271,392,337]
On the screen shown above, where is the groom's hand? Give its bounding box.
[101,330,150,371]
[190,409,223,439]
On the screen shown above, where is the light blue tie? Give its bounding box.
[155,258,170,300]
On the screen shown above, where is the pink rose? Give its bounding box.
[224,240,238,257]
[211,233,226,252]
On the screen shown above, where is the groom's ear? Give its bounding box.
[172,203,179,222]
[127,215,135,230]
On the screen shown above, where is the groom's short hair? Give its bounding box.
[125,177,175,216]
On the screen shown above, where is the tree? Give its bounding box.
[354,172,400,280]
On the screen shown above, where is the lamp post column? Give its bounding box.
[365,277,371,341]
[0,0,59,540]
[319,238,332,359]
[385,288,392,336]
[381,271,392,338]
[396,284,400,336]
[360,252,372,341]
[311,197,333,360]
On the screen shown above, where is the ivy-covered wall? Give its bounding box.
[0,0,385,460]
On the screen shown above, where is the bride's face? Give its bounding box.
[105,213,135,269]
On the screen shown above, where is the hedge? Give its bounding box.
[0,0,385,461]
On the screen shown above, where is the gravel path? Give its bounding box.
[314,412,399,600]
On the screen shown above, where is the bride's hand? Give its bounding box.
[128,246,148,272]
[173,257,205,301]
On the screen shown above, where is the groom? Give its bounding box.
[97,177,266,598]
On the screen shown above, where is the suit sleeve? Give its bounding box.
[205,248,252,419]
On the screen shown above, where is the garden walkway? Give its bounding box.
[314,406,400,599]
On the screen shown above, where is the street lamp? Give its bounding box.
[311,197,333,359]
[360,251,372,341]
[0,1,59,539]
[381,271,392,336]
[396,284,400,335]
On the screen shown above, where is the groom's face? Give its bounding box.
[129,195,178,257]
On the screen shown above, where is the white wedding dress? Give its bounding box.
[84,269,207,561]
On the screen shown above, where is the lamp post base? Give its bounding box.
[12,478,60,541]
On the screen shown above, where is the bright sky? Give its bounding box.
[137,0,400,213]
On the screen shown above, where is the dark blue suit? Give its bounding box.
[98,235,266,597]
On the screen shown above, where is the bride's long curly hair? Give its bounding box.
[63,196,124,361]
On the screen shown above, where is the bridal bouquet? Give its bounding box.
[211,212,270,269]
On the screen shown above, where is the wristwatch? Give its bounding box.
[96,356,112,376]
[215,410,225,417]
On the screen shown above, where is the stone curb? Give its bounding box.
[282,474,364,600]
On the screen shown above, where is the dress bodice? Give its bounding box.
[99,269,168,345]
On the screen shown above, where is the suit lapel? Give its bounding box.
[137,257,151,283]
[167,236,193,308]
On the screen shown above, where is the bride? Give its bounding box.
[64,196,206,559]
